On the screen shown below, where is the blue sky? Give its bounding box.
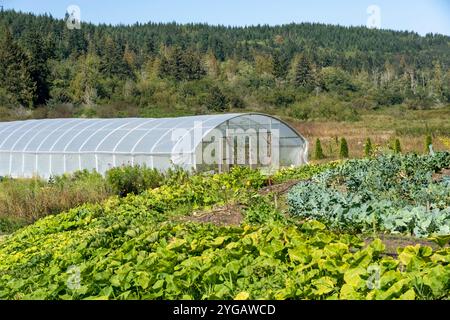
[3,0,450,35]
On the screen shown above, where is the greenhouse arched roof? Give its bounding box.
[0,113,308,178]
[0,113,305,154]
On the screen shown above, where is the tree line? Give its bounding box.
[0,10,449,120]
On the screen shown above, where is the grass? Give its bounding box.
[0,171,111,232]
[288,105,450,159]
[1,105,449,233]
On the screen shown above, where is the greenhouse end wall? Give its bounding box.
[0,114,308,178]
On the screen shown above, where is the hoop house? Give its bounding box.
[0,113,308,178]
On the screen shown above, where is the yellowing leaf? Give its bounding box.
[312,277,335,296]
[212,236,227,246]
[167,238,187,250]
[398,289,415,300]
[234,292,250,300]
[344,268,366,288]
[340,284,362,300]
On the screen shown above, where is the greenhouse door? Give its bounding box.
[219,135,233,173]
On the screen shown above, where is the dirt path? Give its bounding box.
[364,234,441,257]
[259,180,301,195]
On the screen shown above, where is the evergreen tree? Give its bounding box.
[364,138,373,157]
[205,50,220,78]
[339,138,349,158]
[315,138,325,160]
[0,28,36,107]
[393,138,402,154]
[21,30,51,105]
[294,54,315,89]
[100,36,132,79]
[123,43,137,71]
[69,53,101,105]
[272,50,289,79]
[204,86,227,112]
[159,46,205,81]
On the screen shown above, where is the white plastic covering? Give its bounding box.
[0,114,308,178]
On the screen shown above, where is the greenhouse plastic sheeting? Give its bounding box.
[0,113,308,178]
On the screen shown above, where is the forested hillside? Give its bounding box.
[0,10,449,120]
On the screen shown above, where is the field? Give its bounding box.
[1,2,450,303]
[0,152,449,300]
[288,106,450,160]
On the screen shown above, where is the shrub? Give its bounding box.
[364,138,373,157]
[393,138,402,154]
[204,86,228,112]
[106,165,165,197]
[289,95,360,122]
[339,138,349,159]
[314,138,325,160]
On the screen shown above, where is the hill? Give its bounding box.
[0,10,449,120]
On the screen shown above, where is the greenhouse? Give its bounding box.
[0,113,308,178]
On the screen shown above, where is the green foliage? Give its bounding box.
[203,85,228,112]
[243,195,286,225]
[106,165,165,197]
[364,138,373,157]
[0,216,27,234]
[339,138,349,159]
[394,138,402,154]
[288,152,450,237]
[0,197,449,300]
[320,67,357,92]
[272,162,340,184]
[293,54,315,90]
[0,158,449,300]
[290,95,360,122]
[0,28,36,107]
[0,11,449,116]
[100,36,133,79]
[69,53,101,105]
[315,138,325,160]
[0,170,110,233]
[159,46,206,81]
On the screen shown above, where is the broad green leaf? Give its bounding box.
[398,289,415,300]
[340,284,362,300]
[423,265,449,297]
[312,277,335,296]
[235,292,250,300]
[152,279,165,290]
[344,268,366,288]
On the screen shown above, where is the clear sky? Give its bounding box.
[3,0,450,36]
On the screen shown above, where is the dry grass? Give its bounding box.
[0,173,112,231]
[287,106,450,159]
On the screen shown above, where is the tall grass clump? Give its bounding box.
[0,170,110,230]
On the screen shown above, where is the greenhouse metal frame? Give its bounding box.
[0,113,308,178]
